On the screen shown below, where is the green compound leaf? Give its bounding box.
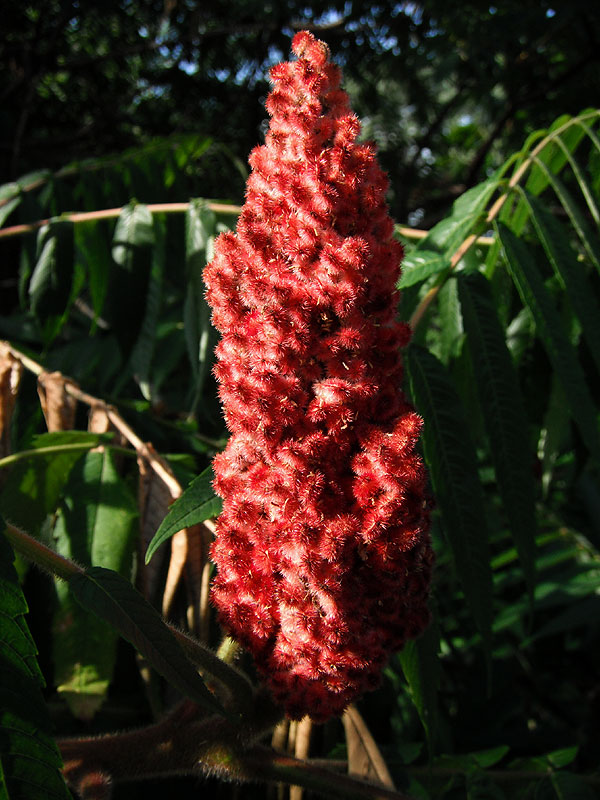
[145,466,221,564]
[457,271,537,599]
[0,528,71,800]
[52,449,138,720]
[405,345,493,656]
[68,566,225,716]
[497,222,600,464]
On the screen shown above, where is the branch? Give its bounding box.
[0,197,494,254]
[59,703,414,800]
[0,201,241,239]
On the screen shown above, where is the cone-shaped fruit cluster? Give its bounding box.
[204,31,433,722]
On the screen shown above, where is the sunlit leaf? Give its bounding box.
[145,466,221,564]
[398,250,447,289]
[52,449,138,720]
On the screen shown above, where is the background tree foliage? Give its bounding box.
[2,0,599,221]
[1,3,600,800]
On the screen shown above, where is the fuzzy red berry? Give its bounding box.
[204,30,433,722]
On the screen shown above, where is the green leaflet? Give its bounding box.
[457,271,537,599]
[52,449,138,720]
[497,222,600,464]
[145,466,221,564]
[398,250,447,289]
[0,528,71,800]
[0,432,111,538]
[397,620,440,754]
[0,190,20,227]
[68,566,225,716]
[435,276,463,364]
[405,345,493,656]
[427,177,500,249]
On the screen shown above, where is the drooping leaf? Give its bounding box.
[130,212,166,400]
[531,155,600,276]
[0,528,71,800]
[519,189,600,376]
[405,345,493,654]
[184,200,218,404]
[74,220,113,324]
[553,135,599,226]
[52,449,138,720]
[68,566,224,715]
[524,112,590,197]
[497,223,600,464]
[457,271,537,598]
[106,202,154,360]
[28,219,75,344]
[145,466,220,564]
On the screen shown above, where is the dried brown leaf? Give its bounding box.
[290,716,313,800]
[162,525,208,621]
[87,405,113,435]
[136,455,173,603]
[342,704,395,789]
[37,371,77,431]
[197,531,213,643]
[0,345,23,458]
